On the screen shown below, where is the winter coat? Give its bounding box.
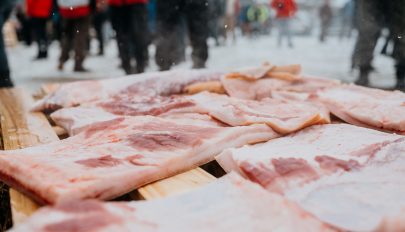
[108,0,147,7]
[57,0,91,18]
[26,0,53,18]
[271,0,297,19]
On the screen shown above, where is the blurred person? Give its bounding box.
[352,0,405,90]
[26,0,53,59]
[271,0,297,48]
[147,0,157,39]
[155,0,209,71]
[0,0,16,87]
[109,0,149,74]
[57,0,93,72]
[319,0,332,43]
[247,2,270,37]
[339,0,354,40]
[224,0,239,43]
[92,0,108,55]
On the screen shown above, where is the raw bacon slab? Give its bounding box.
[0,116,278,205]
[314,85,405,133]
[222,76,340,100]
[286,142,405,231]
[10,173,336,232]
[32,69,224,112]
[216,124,403,194]
[51,92,330,135]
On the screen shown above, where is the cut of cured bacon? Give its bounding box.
[217,124,405,231]
[51,92,330,136]
[314,84,405,133]
[9,173,336,232]
[216,124,403,193]
[221,76,340,101]
[0,116,278,204]
[32,69,224,112]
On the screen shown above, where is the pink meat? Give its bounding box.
[32,69,224,112]
[221,76,340,101]
[217,124,405,231]
[314,84,405,133]
[0,116,278,205]
[9,173,336,232]
[216,124,403,193]
[286,141,405,231]
[51,92,330,136]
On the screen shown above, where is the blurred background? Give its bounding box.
[1,0,404,92]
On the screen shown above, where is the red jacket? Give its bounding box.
[108,0,147,6]
[57,0,91,18]
[26,0,53,18]
[271,0,297,18]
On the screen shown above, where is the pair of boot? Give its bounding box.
[355,65,405,91]
[58,62,89,72]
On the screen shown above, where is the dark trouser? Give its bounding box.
[59,16,90,69]
[110,4,149,74]
[155,0,209,70]
[0,5,13,87]
[352,0,405,84]
[93,11,108,54]
[31,17,48,58]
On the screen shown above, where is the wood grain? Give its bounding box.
[0,88,59,224]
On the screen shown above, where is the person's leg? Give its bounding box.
[352,0,381,86]
[110,6,133,74]
[285,19,293,47]
[93,12,105,55]
[155,0,182,71]
[32,17,49,59]
[130,4,149,73]
[185,0,209,69]
[73,16,90,71]
[277,19,285,46]
[0,9,13,87]
[58,18,74,70]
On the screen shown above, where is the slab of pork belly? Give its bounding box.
[221,75,340,101]
[51,92,330,136]
[10,173,336,232]
[314,84,405,133]
[0,116,278,205]
[216,124,403,193]
[286,141,405,231]
[32,69,224,112]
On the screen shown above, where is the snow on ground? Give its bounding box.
[7,34,396,93]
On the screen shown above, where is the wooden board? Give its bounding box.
[0,88,59,224]
[0,87,216,224]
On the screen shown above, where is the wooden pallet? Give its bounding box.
[0,87,216,225]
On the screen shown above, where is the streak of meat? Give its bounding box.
[216,123,405,231]
[51,92,330,136]
[0,116,278,204]
[313,84,405,133]
[9,173,336,232]
[32,69,224,112]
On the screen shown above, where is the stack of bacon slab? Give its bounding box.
[0,116,277,204]
[216,124,405,231]
[50,92,330,135]
[9,173,337,232]
[313,84,405,134]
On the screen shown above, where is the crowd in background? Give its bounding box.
[0,0,404,90]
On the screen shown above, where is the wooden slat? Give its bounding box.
[0,88,59,224]
[138,168,215,200]
[0,86,216,225]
